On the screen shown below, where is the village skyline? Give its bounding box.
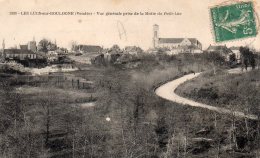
[1,0,260,51]
[1,30,260,51]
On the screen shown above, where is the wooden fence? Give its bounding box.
[10,74,94,90]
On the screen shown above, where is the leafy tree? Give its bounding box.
[239,47,256,70]
[203,51,225,74]
[37,39,49,52]
[38,39,57,53]
[110,44,121,53]
[229,53,236,64]
[249,52,256,69]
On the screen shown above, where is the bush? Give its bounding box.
[0,63,26,74]
[197,87,219,100]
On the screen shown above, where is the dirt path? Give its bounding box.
[155,72,258,120]
[227,67,252,74]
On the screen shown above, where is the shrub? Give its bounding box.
[197,87,219,100]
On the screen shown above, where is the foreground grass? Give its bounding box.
[176,69,260,115]
[1,53,259,157]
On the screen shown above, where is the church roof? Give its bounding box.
[158,38,183,43]
[158,38,200,45]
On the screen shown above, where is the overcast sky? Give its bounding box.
[0,0,259,50]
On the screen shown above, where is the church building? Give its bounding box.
[152,24,203,54]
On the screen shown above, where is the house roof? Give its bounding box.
[78,45,102,52]
[158,38,200,45]
[20,45,28,50]
[229,46,240,50]
[125,46,136,50]
[207,45,232,54]
[207,45,227,50]
[28,41,36,44]
[124,46,142,52]
[4,49,35,54]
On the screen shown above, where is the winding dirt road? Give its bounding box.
[155,72,258,120]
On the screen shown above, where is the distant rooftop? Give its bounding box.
[207,45,232,54]
[229,46,240,50]
[4,49,35,54]
[20,45,28,50]
[77,45,102,53]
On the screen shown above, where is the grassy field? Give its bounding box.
[176,69,260,115]
[0,53,259,157]
[0,65,102,157]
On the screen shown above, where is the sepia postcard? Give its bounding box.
[0,0,260,157]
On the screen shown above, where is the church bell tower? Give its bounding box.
[153,24,159,48]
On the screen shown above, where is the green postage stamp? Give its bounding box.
[210,1,257,42]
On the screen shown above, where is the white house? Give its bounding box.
[230,46,241,63]
[47,50,58,62]
[4,49,37,60]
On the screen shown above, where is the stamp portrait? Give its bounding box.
[210,1,257,42]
